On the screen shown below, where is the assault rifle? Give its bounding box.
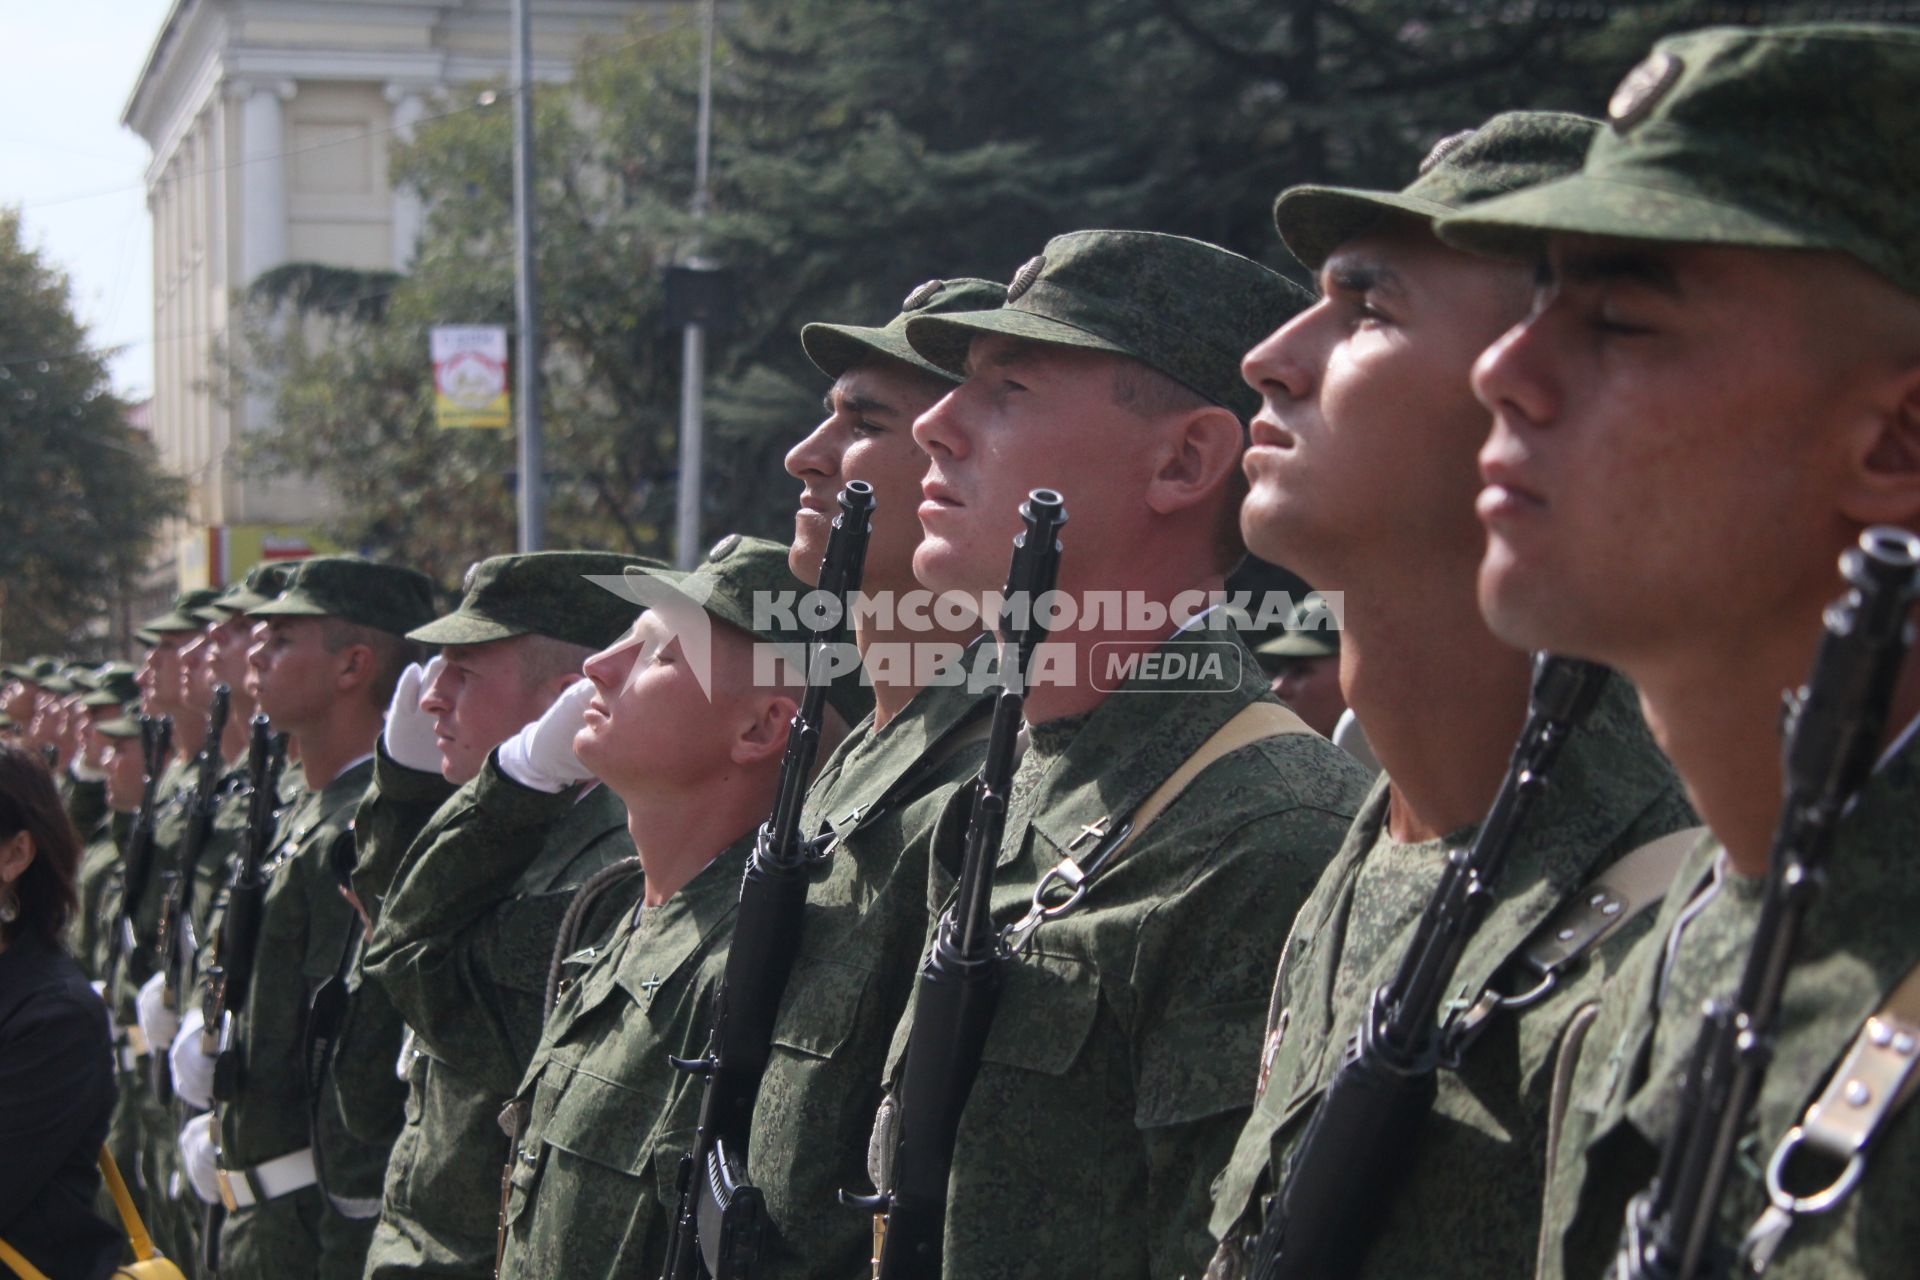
[1249,653,1613,1280]
[203,716,289,1100]
[110,713,173,988]
[1615,526,1920,1280]
[660,480,876,1280]
[148,684,230,1101]
[845,489,1067,1280]
[156,683,230,1010]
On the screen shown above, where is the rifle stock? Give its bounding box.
[660,481,875,1280]
[849,488,1067,1280]
[1616,526,1920,1280]
[157,684,231,1010]
[1249,654,1612,1280]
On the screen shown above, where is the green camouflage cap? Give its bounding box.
[140,588,225,635]
[409,551,665,650]
[250,555,438,637]
[134,629,160,648]
[802,277,1008,384]
[620,534,875,726]
[905,230,1311,420]
[95,708,143,738]
[1255,595,1342,665]
[210,559,305,619]
[1275,111,1599,272]
[38,673,77,696]
[81,665,142,708]
[1437,23,1920,301]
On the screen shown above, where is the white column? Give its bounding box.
[238,80,294,287]
[385,84,429,268]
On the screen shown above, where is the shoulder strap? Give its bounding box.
[1740,959,1920,1272]
[1444,825,1706,1050]
[98,1144,160,1262]
[1004,701,1310,952]
[1518,825,1707,977]
[1107,701,1313,863]
[0,1239,50,1280]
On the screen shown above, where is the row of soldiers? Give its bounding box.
[6,19,1917,1280]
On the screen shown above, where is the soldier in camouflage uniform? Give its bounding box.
[168,556,435,1280]
[738,278,1003,1278]
[496,539,868,1279]
[1205,111,1698,1280]
[354,551,656,1280]
[858,231,1372,1279]
[1435,22,1920,1280]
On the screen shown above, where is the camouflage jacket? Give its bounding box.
[1206,676,1695,1280]
[304,749,456,1235]
[214,756,376,1279]
[878,632,1371,1279]
[73,811,131,985]
[747,675,991,1279]
[361,753,635,1280]
[498,834,752,1280]
[1538,726,1920,1280]
[64,769,108,839]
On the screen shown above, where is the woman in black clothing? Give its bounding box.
[0,743,120,1280]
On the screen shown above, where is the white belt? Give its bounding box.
[217,1147,318,1211]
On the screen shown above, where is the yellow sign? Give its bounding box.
[432,325,511,429]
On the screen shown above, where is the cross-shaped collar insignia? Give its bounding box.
[639,973,665,995]
[1068,816,1112,851]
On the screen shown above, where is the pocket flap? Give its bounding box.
[540,1059,659,1176]
[979,952,1100,1077]
[770,959,870,1060]
[1135,999,1269,1127]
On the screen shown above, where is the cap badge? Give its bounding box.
[1006,255,1046,303]
[1418,128,1475,175]
[901,279,943,311]
[706,533,742,562]
[1608,51,1682,134]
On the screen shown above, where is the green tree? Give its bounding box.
[239,0,1871,569]
[0,209,182,657]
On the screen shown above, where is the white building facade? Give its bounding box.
[124,0,656,589]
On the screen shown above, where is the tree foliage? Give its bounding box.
[0,209,183,656]
[238,0,1859,569]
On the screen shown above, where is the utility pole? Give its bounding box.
[511,0,544,551]
[673,0,716,569]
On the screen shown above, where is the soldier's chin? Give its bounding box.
[787,522,826,587]
[1477,539,1562,656]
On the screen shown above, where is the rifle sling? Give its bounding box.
[817,692,997,854]
[1445,826,1706,1051]
[1005,701,1313,951]
[1739,959,1920,1270]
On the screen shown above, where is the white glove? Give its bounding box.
[178,1112,223,1206]
[136,972,181,1053]
[170,1007,217,1111]
[382,657,444,773]
[497,678,595,793]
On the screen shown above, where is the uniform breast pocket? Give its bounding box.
[978,951,1101,1076]
[769,959,869,1061]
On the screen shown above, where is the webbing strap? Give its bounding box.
[99,1145,160,1260]
[1004,701,1310,952]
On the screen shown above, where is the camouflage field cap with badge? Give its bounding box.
[80,664,142,709]
[407,550,666,651]
[1437,22,1920,302]
[141,588,226,636]
[904,229,1311,419]
[619,534,875,726]
[193,559,306,622]
[249,554,438,636]
[1274,110,1600,272]
[802,277,1008,383]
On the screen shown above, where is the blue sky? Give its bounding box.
[1,0,176,401]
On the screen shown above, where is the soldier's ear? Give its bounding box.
[1841,360,1920,529]
[1143,404,1245,516]
[731,692,797,766]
